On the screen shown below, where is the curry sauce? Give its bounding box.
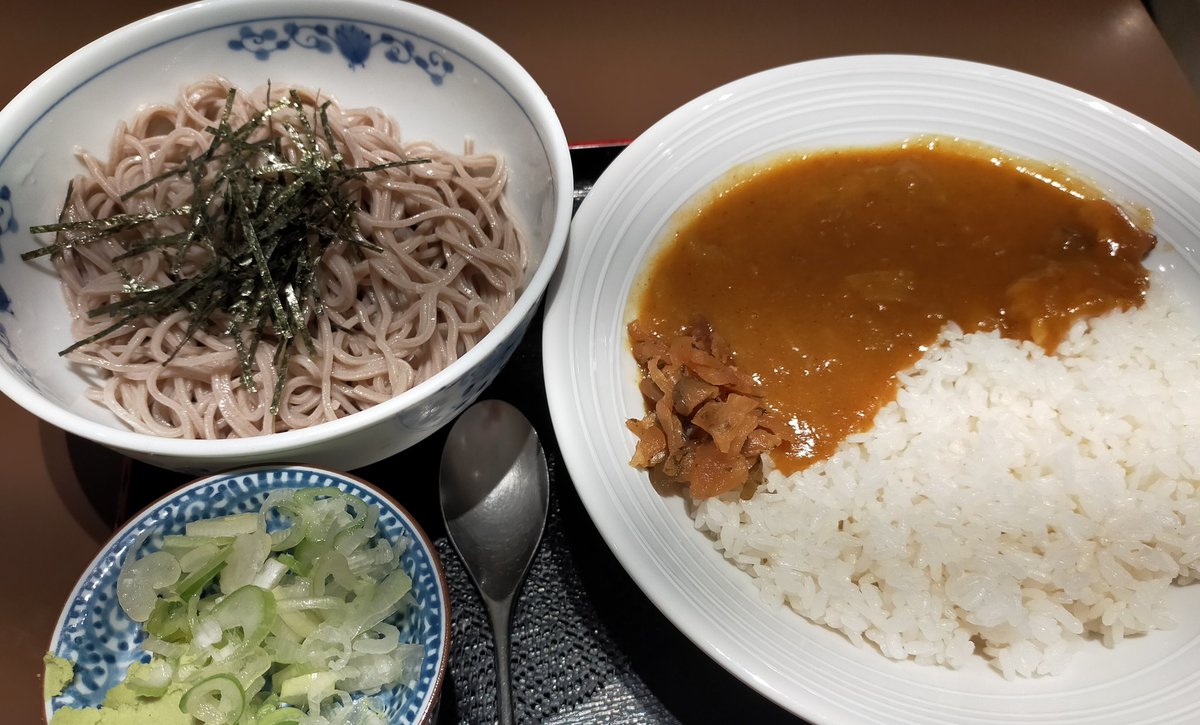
[632,139,1155,478]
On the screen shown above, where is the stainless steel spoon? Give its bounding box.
[439,399,549,725]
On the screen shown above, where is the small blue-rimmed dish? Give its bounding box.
[46,465,450,724]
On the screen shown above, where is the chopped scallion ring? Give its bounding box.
[180,673,246,724]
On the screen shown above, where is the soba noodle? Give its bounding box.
[49,78,526,438]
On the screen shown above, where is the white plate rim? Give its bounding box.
[544,53,1200,724]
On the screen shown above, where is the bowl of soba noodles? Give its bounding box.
[0,0,571,473]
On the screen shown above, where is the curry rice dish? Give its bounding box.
[627,139,1200,677]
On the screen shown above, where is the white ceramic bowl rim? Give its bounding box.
[0,0,572,459]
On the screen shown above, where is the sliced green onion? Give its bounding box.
[310,552,355,597]
[274,595,344,611]
[177,546,232,601]
[219,530,272,593]
[255,706,304,725]
[277,609,320,640]
[279,670,338,712]
[177,542,224,574]
[274,553,307,576]
[252,558,289,590]
[186,512,260,538]
[109,488,422,723]
[212,585,276,655]
[180,673,246,724]
[117,550,182,623]
[163,534,235,551]
[145,598,191,643]
[352,623,400,655]
[124,659,174,697]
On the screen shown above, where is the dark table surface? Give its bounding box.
[5,1,1200,722]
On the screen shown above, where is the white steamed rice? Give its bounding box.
[691,280,1200,678]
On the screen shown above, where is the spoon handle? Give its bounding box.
[485,595,516,725]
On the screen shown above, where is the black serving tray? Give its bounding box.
[111,143,801,725]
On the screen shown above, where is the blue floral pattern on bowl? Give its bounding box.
[0,265,37,391]
[0,185,17,368]
[0,184,17,258]
[0,184,15,338]
[47,466,449,724]
[229,22,455,83]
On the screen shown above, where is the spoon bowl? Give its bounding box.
[439,399,549,724]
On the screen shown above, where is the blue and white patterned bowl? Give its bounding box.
[46,465,450,724]
[0,0,571,474]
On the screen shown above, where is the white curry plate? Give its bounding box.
[543,55,1200,724]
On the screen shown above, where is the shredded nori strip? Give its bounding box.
[22,87,429,413]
